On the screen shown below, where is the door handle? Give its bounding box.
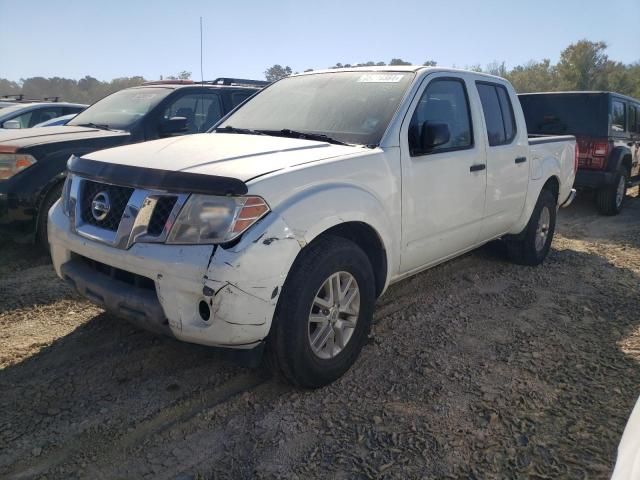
[515,157,527,164]
[470,164,486,172]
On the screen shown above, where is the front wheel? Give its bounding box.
[507,188,556,266]
[267,235,375,388]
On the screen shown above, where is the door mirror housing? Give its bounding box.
[420,122,450,152]
[2,120,21,129]
[159,116,188,136]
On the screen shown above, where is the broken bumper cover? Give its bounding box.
[60,258,171,336]
[48,203,302,348]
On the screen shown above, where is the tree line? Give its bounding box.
[1,40,637,105]
[265,40,640,98]
[0,71,191,105]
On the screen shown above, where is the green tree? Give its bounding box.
[389,58,412,66]
[423,60,437,67]
[264,64,292,82]
[556,40,610,90]
[505,59,558,93]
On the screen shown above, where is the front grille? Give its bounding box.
[81,180,134,231]
[74,253,156,291]
[147,196,178,236]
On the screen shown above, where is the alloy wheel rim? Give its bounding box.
[535,206,551,252]
[308,271,360,360]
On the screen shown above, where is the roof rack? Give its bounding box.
[0,94,63,103]
[142,79,195,85]
[0,94,25,101]
[141,78,269,88]
[209,78,270,87]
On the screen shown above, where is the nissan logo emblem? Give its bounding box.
[91,191,111,221]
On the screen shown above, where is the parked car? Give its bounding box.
[33,113,77,127]
[0,78,266,244]
[0,102,87,130]
[519,91,640,215]
[48,67,576,387]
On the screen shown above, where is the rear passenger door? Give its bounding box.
[475,81,529,239]
[400,74,487,272]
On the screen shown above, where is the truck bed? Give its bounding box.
[528,134,576,145]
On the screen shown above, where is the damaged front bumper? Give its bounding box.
[48,202,302,348]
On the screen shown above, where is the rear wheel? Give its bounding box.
[36,182,63,248]
[267,235,375,388]
[507,188,556,266]
[596,168,627,215]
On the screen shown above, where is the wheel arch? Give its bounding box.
[314,221,388,298]
[34,173,66,239]
[542,175,560,202]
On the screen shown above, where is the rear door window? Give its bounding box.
[611,100,626,132]
[476,82,516,146]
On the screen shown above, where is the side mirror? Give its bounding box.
[159,116,188,136]
[3,120,21,129]
[420,122,450,152]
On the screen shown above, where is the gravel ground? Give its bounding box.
[1,191,639,479]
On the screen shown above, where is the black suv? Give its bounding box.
[519,91,640,215]
[0,78,266,243]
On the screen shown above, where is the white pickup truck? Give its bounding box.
[49,67,576,387]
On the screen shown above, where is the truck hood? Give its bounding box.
[83,133,362,182]
[0,126,129,149]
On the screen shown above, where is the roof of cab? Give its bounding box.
[292,65,512,83]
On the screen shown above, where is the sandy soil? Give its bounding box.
[1,191,639,479]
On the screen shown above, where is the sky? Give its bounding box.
[1,0,638,82]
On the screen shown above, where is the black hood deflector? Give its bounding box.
[67,156,248,196]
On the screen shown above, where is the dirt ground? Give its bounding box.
[1,191,639,480]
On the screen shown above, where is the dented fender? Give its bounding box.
[203,214,302,329]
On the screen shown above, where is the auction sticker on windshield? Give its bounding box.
[357,74,406,83]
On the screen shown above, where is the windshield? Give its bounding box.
[68,87,171,130]
[219,71,415,145]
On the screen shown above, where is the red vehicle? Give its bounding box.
[519,91,640,215]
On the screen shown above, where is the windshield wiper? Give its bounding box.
[258,129,350,146]
[214,125,266,136]
[76,122,114,131]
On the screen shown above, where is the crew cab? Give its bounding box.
[519,91,640,215]
[48,67,577,387]
[0,78,266,244]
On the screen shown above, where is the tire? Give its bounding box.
[596,168,627,216]
[507,188,556,266]
[267,235,375,388]
[36,182,63,248]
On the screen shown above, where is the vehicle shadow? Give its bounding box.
[557,189,640,249]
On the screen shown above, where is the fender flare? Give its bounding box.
[607,146,633,174]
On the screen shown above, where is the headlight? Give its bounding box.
[0,153,37,180]
[166,194,270,244]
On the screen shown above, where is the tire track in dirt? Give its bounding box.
[5,373,269,480]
